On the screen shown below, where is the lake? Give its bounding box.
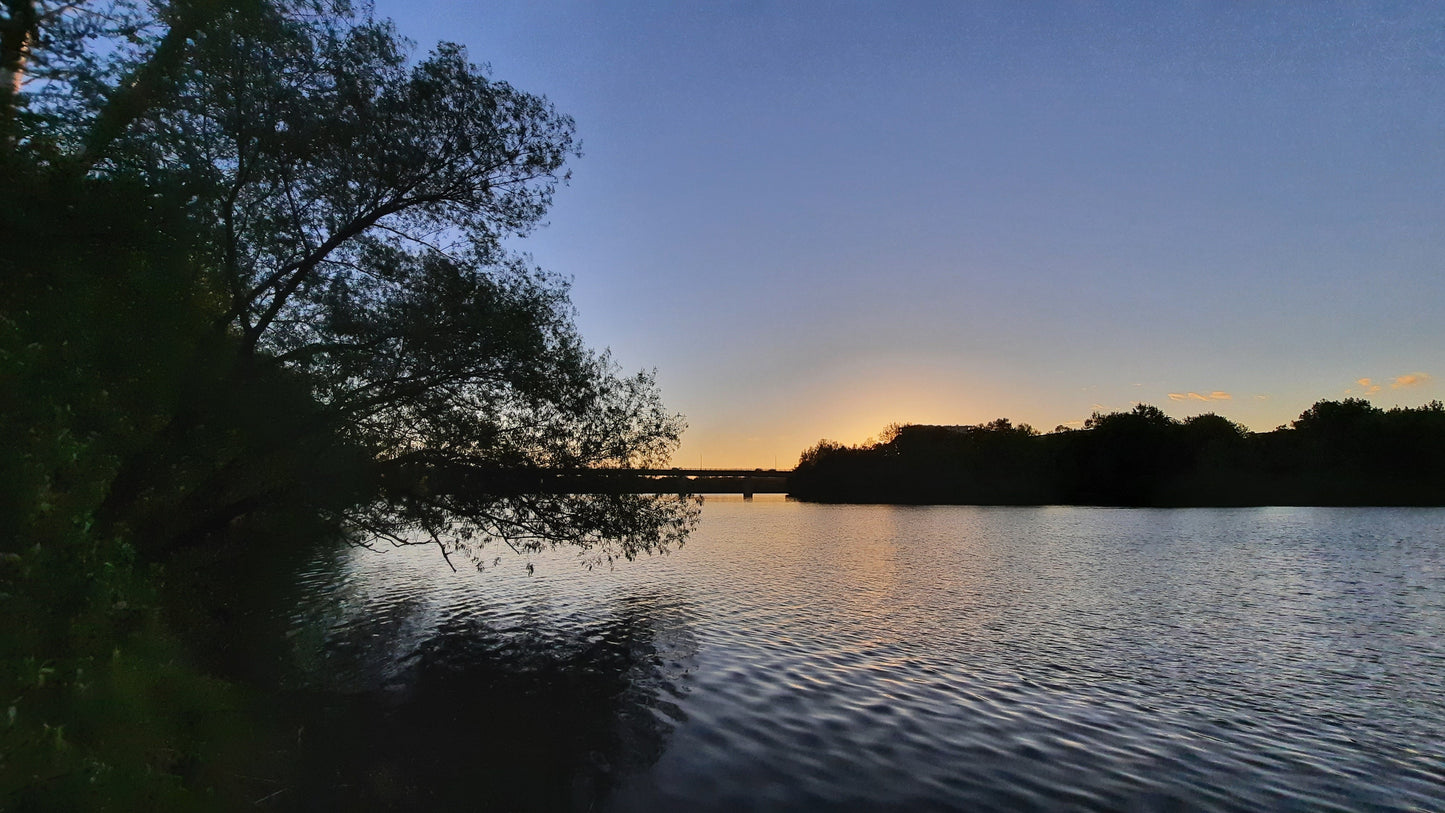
[276,499,1445,810]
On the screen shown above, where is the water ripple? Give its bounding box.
[282,501,1445,811]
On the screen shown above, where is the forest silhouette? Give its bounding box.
[790,400,1445,506]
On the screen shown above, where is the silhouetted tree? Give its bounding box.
[5,0,695,562]
[792,401,1445,507]
[3,2,699,800]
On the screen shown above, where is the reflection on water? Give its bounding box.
[277,543,696,809]
[280,499,1445,810]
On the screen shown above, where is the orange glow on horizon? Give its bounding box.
[673,373,993,468]
[668,362,1439,469]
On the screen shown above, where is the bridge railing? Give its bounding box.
[407,466,794,497]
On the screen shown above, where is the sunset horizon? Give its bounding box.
[376,1,1445,471]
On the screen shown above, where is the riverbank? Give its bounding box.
[789,402,1445,506]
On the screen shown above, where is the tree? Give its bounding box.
[1291,398,1382,435]
[4,0,696,565]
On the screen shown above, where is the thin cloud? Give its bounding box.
[1168,391,1230,402]
[1352,378,1382,395]
[1393,372,1430,389]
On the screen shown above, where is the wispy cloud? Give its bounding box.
[1351,377,1383,395]
[1168,391,1231,402]
[1393,372,1431,389]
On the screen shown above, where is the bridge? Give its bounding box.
[552,468,792,498]
[386,464,795,499]
[654,469,792,497]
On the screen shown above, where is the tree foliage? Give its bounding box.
[3,0,696,564]
[791,401,1445,506]
[3,0,697,799]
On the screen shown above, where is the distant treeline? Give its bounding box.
[790,400,1445,506]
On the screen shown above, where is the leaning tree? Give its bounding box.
[2,0,696,566]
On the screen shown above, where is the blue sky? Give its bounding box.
[380,1,1444,466]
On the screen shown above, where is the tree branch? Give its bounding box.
[427,529,457,571]
[0,0,37,153]
[76,0,223,172]
[237,189,455,350]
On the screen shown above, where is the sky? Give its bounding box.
[378,1,1445,468]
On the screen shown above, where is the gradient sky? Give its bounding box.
[378,1,1444,467]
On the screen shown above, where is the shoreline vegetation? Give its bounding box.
[2,1,693,806]
[789,401,1445,507]
[2,1,1440,808]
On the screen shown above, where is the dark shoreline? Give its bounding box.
[789,401,1445,508]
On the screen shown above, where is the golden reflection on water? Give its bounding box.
[285,502,1445,811]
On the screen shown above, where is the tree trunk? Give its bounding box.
[0,0,36,154]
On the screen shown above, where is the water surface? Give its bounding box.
[281,500,1445,810]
